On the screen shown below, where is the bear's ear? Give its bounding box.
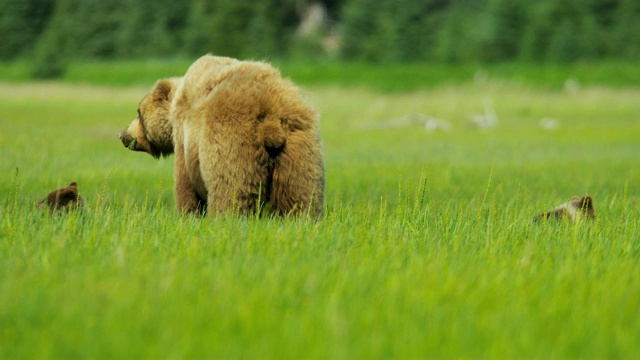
[153,79,173,102]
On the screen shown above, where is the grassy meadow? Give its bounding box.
[1,63,640,358]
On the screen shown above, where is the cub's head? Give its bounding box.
[570,195,595,221]
[119,78,180,158]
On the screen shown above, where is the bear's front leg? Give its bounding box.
[174,144,205,215]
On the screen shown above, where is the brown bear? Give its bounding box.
[119,55,324,217]
[533,195,595,223]
[36,181,86,213]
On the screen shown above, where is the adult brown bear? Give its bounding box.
[119,55,324,217]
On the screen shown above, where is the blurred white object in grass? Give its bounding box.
[539,117,560,130]
[469,99,498,129]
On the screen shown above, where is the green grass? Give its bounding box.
[3,58,640,91]
[1,79,640,359]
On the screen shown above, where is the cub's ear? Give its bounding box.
[153,79,173,102]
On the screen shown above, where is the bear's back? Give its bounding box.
[172,55,240,111]
[174,55,317,132]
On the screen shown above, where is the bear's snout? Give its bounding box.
[119,131,134,148]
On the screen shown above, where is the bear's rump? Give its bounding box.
[174,57,322,216]
[189,120,269,213]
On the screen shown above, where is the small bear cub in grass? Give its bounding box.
[36,181,86,213]
[533,195,595,223]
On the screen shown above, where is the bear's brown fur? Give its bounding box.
[36,181,85,213]
[533,195,595,223]
[119,55,324,217]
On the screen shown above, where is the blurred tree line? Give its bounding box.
[340,0,640,63]
[1,0,639,74]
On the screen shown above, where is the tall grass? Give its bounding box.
[1,80,639,358]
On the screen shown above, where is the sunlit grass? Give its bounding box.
[1,80,639,358]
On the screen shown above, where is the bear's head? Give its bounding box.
[36,181,85,213]
[119,78,180,159]
[569,195,595,221]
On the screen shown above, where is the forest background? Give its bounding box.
[2,0,640,80]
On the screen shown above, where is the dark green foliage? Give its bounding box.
[341,0,448,63]
[183,0,253,58]
[434,0,489,63]
[116,0,189,58]
[181,0,298,59]
[0,0,54,59]
[610,0,640,60]
[2,0,300,64]
[340,0,379,61]
[519,0,601,63]
[31,31,67,79]
[30,0,70,79]
[484,0,530,62]
[342,0,640,63]
[1,0,640,69]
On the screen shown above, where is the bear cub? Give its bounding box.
[36,181,86,213]
[533,195,595,223]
